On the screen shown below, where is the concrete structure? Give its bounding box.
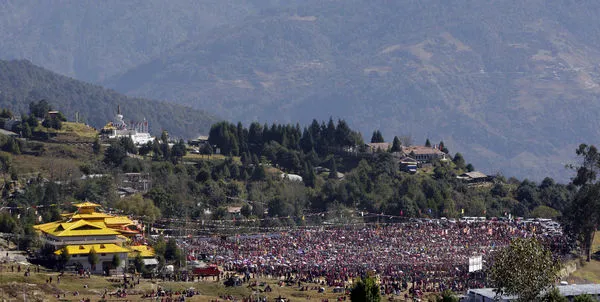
[280,173,303,182]
[463,284,600,302]
[403,145,448,163]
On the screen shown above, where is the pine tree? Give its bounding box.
[22,123,32,138]
[6,138,20,154]
[88,249,99,271]
[329,159,338,179]
[251,165,266,181]
[425,138,432,147]
[370,130,384,143]
[92,137,101,155]
[111,254,122,271]
[453,153,466,170]
[303,162,316,188]
[391,136,402,152]
[439,141,449,153]
[27,114,38,128]
[350,276,381,302]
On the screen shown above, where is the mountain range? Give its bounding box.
[4,0,600,181]
[0,0,304,82]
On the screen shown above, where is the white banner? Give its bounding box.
[468,255,482,272]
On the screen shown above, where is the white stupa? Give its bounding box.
[101,105,155,145]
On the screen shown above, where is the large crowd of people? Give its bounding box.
[183,219,568,294]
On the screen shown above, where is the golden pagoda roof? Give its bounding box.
[73,202,102,208]
[54,243,131,255]
[129,245,156,258]
[36,201,140,240]
[61,212,113,220]
[118,229,139,236]
[105,216,134,226]
[34,220,120,237]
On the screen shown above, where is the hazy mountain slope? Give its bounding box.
[0,60,217,138]
[106,0,600,181]
[0,0,307,82]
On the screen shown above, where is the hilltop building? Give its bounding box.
[189,135,209,147]
[34,202,151,274]
[403,145,448,163]
[457,171,493,184]
[100,105,155,145]
[399,156,418,173]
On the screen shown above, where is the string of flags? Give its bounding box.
[0,201,123,212]
[149,209,419,226]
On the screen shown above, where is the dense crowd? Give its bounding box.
[184,219,568,294]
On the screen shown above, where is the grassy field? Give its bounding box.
[570,259,600,284]
[36,122,98,140]
[0,267,357,302]
[568,231,600,284]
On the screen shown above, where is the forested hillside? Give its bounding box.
[104,0,600,181]
[0,60,217,138]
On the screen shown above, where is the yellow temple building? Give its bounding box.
[34,202,155,274]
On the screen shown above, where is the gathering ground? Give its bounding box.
[0,232,598,302]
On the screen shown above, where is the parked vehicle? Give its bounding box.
[188,260,220,277]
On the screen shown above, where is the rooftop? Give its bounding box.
[0,128,18,137]
[36,202,138,237]
[129,245,156,258]
[54,243,130,255]
[73,201,102,208]
[404,145,446,155]
[557,284,600,296]
[35,220,121,237]
[104,216,134,226]
[61,212,113,220]
[468,284,600,300]
[460,171,488,179]
[399,156,418,163]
